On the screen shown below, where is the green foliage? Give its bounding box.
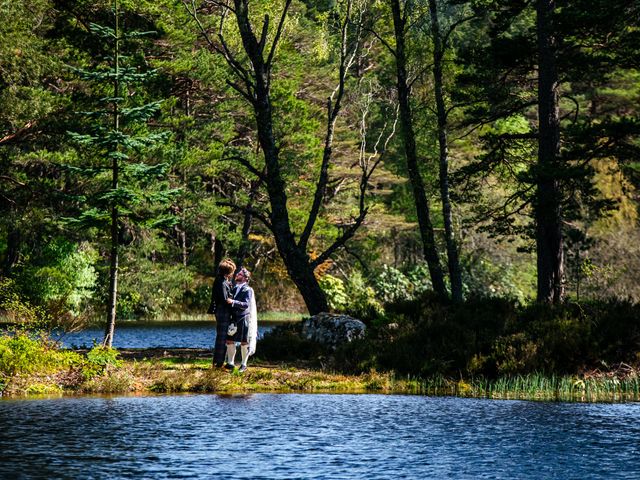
[342,271,384,322]
[12,239,98,317]
[117,257,195,318]
[319,272,383,322]
[0,333,81,379]
[372,265,414,304]
[0,277,45,327]
[318,274,348,311]
[1,0,640,324]
[372,264,433,305]
[66,4,176,233]
[82,345,122,379]
[460,252,532,303]
[0,332,122,392]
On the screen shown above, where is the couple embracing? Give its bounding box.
[210,259,257,372]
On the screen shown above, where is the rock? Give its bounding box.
[301,312,366,349]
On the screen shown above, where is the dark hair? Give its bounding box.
[218,259,235,277]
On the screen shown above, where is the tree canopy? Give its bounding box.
[1,0,639,340]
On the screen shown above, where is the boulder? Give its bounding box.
[301,312,366,349]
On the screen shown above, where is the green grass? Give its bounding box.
[156,357,212,369]
[258,311,305,322]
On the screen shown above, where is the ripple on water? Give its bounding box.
[1,394,640,479]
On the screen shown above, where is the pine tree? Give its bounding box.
[67,0,176,346]
[454,0,640,303]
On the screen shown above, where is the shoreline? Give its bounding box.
[2,348,639,403]
[0,313,304,329]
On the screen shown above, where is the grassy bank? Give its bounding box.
[1,351,415,398]
[1,335,639,401]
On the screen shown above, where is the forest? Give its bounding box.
[1,0,640,379]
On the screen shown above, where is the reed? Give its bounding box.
[417,373,640,402]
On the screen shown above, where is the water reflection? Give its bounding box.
[1,394,639,479]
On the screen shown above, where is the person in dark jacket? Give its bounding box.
[210,259,236,367]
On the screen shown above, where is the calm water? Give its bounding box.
[51,321,277,349]
[1,394,639,479]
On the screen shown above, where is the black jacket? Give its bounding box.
[208,275,232,316]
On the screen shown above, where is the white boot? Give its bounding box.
[240,344,249,371]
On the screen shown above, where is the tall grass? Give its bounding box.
[416,373,640,402]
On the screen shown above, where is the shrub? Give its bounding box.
[318,275,348,312]
[372,265,414,304]
[10,239,98,319]
[489,333,539,375]
[342,272,384,323]
[0,333,82,378]
[256,322,327,363]
[0,277,47,329]
[318,272,383,323]
[335,295,640,378]
[82,345,123,379]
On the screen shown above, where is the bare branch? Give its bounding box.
[453,100,538,141]
[216,201,273,231]
[183,0,255,101]
[366,104,399,178]
[560,94,580,124]
[442,14,481,49]
[183,0,220,52]
[0,120,37,145]
[224,155,266,182]
[360,25,396,56]
[266,0,293,69]
[0,175,27,187]
[299,0,360,251]
[478,186,535,224]
[226,79,255,103]
[217,4,255,96]
[407,62,435,89]
[310,209,368,269]
[310,84,398,270]
[258,14,270,54]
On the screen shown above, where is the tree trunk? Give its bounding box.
[181,229,187,266]
[2,228,20,276]
[211,234,224,270]
[237,181,261,269]
[254,91,328,314]
[535,0,565,304]
[104,1,121,347]
[390,0,448,300]
[104,206,119,347]
[233,0,328,315]
[429,0,463,303]
[208,234,224,314]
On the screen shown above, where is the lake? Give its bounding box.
[1,394,639,479]
[51,320,279,349]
